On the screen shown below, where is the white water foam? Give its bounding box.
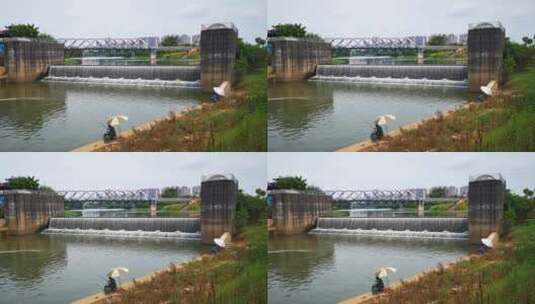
[310,228,468,240]
[310,75,467,88]
[43,228,200,239]
[43,76,200,88]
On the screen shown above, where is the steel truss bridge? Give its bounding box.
[325,37,460,50]
[57,38,193,51]
[57,189,193,203]
[324,189,456,206]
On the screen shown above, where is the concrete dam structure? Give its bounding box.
[45,65,201,86]
[313,217,469,238]
[268,37,331,81]
[0,190,64,235]
[313,65,468,86]
[468,174,505,244]
[45,217,200,238]
[200,174,238,244]
[0,38,64,82]
[269,190,332,235]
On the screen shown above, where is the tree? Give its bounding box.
[428,34,448,46]
[272,176,308,191]
[37,33,56,43]
[38,185,56,193]
[522,36,533,46]
[235,190,267,232]
[7,176,40,190]
[255,37,266,46]
[161,35,179,47]
[429,186,447,198]
[268,23,307,38]
[6,24,40,38]
[161,187,178,198]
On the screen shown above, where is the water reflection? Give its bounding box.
[268,81,466,151]
[0,233,200,304]
[0,82,201,151]
[268,233,469,304]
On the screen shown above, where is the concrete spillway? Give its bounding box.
[44,65,201,87]
[312,217,469,239]
[44,217,201,238]
[313,65,468,86]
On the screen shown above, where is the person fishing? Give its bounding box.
[103,115,128,142]
[371,275,385,294]
[370,115,394,142]
[103,123,117,142]
[372,266,396,294]
[104,276,118,294]
[370,122,384,142]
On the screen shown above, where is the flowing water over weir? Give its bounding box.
[45,217,201,238]
[44,65,201,87]
[312,65,468,86]
[312,217,469,238]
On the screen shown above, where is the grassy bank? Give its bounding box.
[361,220,535,304]
[109,223,267,304]
[95,68,267,152]
[361,65,535,152]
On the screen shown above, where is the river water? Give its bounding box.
[268,234,469,304]
[0,82,201,151]
[0,233,200,304]
[268,81,466,151]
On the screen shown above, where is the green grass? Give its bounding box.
[366,65,535,152]
[110,222,267,304]
[211,68,267,151]
[64,210,82,217]
[368,220,535,304]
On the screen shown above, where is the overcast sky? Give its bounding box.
[2,0,265,42]
[0,153,266,194]
[268,0,535,42]
[268,153,535,194]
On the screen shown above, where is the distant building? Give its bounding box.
[445,186,459,197]
[446,34,458,45]
[412,36,427,47]
[177,34,191,45]
[459,185,469,197]
[192,185,201,197]
[458,34,468,45]
[191,34,201,46]
[176,186,191,196]
[408,188,427,200]
[140,36,160,48]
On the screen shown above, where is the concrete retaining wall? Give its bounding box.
[0,190,64,235]
[200,24,238,93]
[269,190,332,235]
[200,174,238,244]
[268,38,331,81]
[0,38,64,82]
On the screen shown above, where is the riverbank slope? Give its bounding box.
[92,223,267,304]
[89,68,266,152]
[343,65,535,152]
[343,219,535,304]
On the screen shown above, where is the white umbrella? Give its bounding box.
[480,85,493,96]
[214,237,226,248]
[375,267,397,278]
[108,115,128,127]
[107,267,129,278]
[375,114,396,126]
[213,81,230,97]
[481,238,494,248]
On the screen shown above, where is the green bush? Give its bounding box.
[7,176,40,190]
[235,191,266,232]
[6,23,39,38]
